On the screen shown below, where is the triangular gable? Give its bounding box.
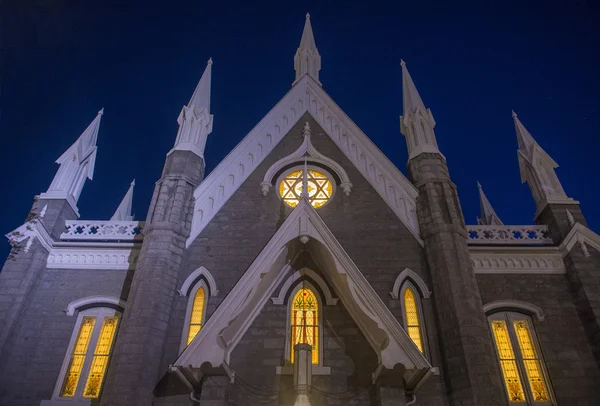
[187,75,421,247]
[175,199,432,391]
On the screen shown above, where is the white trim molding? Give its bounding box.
[175,198,431,392]
[47,247,139,270]
[390,268,431,299]
[469,247,566,275]
[65,295,126,316]
[261,121,352,196]
[560,222,600,259]
[271,267,338,306]
[6,216,53,253]
[179,266,219,297]
[187,75,421,248]
[483,300,545,322]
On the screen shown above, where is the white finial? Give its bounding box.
[111,180,135,221]
[171,59,214,160]
[511,110,518,118]
[400,59,406,68]
[302,121,311,138]
[566,209,575,227]
[40,109,103,212]
[477,182,503,225]
[293,13,321,86]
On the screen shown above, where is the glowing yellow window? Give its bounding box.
[403,287,424,353]
[290,287,319,364]
[489,313,553,404]
[83,316,119,398]
[60,316,96,397]
[491,320,526,402]
[187,286,206,345]
[279,169,333,208]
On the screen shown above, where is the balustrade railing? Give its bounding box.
[61,220,144,241]
[466,225,553,245]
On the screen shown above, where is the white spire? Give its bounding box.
[293,13,321,86]
[512,111,576,215]
[477,182,503,225]
[399,60,441,160]
[40,109,104,214]
[111,180,135,221]
[171,58,214,161]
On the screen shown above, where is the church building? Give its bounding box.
[1,14,600,406]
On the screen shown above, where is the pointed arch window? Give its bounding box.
[403,287,424,353]
[52,307,120,401]
[183,282,208,348]
[290,286,320,364]
[488,312,554,405]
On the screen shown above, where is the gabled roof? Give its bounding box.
[187,75,421,247]
[175,198,432,390]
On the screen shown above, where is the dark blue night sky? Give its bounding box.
[1,1,599,259]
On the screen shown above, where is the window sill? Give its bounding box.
[275,365,331,376]
[41,399,94,406]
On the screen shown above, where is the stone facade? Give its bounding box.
[1,17,600,406]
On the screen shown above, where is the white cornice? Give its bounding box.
[469,246,565,274]
[176,199,430,391]
[187,76,421,247]
[47,247,139,270]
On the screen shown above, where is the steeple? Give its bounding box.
[477,182,503,225]
[512,111,576,214]
[399,60,441,160]
[171,58,214,161]
[293,13,321,86]
[39,109,103,212]
[111,180,135,221]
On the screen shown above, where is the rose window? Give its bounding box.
[279,169,333,208]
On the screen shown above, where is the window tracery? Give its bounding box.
[279,168,333,208]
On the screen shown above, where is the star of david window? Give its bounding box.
[278,168,333,208]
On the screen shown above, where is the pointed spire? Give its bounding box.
[477,182,503,225]
[401,60,426,114]
[111,180,135,221]
[189,58,212,113]
[512,111,576,214]
[399,60,441,160]
[171,58,214,160]
[293,13,322,85]
[40,109,104,212]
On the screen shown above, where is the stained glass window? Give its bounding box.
[279,169,333,208]
[489,312,553,404]
[514,320,550,402]
[290,287,319,364]
[403,287,424,353]
[60,316,96,397]
[83,316,119,398]
[187,285,206,345]
[491,320,526,402]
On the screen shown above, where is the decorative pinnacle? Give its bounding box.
[302,121,311,138]
[208,57,213,65]
[98,108,104,116]
[130,179,136,187]
[400,59,406,67]
[306,12,310,19]
[477,181,482,189]
[512,110,518,118]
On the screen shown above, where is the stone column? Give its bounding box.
[100,150,204,406]
[293,343,312,406]
[408,153,505,405]
[536,204,600,368]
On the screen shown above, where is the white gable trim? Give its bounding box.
[178,266,219,297]
[390,268,431,299]
[64,295,126,316]
[175,199,431,391]
[187,76,421,247]
[271,267,338,305]
[559,222,600,259]
[483,300,545,322]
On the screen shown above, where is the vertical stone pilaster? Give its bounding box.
[100,150,204,406]
[408,153,505,406]
[537,204,600,368]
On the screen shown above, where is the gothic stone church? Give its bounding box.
[1,14,600,406]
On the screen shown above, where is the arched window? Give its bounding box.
[186,285,206,345]
[290,286,320,364]
[55,307,120,400]
[488,312,553,404]
[402,284,425,354]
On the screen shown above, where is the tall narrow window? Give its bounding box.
[186,285,206,345]
[55,307,120,401]
[401,284,426,354]
[489,312,553,404]
[290,287,319,364]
